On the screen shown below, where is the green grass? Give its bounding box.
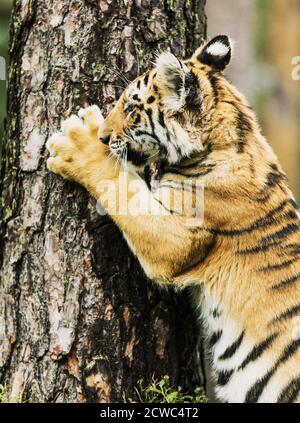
[125,375,208,403]
[0,384,9,403]
[1,378,207,403]
[0,384,24,403]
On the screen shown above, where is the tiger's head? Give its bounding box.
[99,35,233,174]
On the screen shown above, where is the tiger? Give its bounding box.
[46,35,300,403]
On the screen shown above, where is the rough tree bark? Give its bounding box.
[0,0,206,402]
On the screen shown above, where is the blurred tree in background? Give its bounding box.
[256,0,300,199]
[206,0,256,103]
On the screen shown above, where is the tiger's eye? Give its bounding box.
[173,111,182,120]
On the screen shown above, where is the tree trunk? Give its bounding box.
[0,0,206,403]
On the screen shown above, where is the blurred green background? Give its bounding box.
[0,0,11,148]
[0,0,299,197]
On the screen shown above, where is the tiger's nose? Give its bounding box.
[101,135,111,145]
[113,137,125,147]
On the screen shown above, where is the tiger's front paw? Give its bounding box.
[46,105,107,184]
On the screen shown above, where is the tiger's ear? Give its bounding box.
[194,35,233,72]
[155,52,200,110]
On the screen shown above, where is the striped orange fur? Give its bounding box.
[47,35,300,403]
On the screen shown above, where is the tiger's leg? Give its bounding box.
[46,106,213,282]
